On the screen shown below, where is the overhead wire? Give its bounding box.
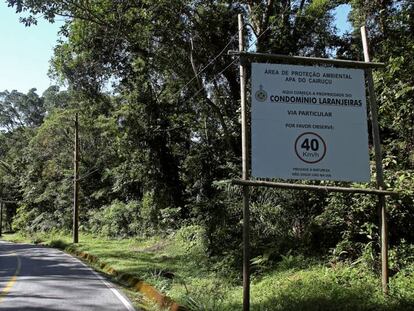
[171,35,237,99]
[183,14,278,105]
[151,9,278,134]
[171,3,264,98]
[179,0,334,103]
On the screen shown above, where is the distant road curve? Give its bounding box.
[0,241,136,311]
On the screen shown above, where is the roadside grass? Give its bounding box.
[2,230,414,311]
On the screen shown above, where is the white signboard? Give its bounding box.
[251,63,370,182]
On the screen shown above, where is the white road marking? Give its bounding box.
[56,249,136,311]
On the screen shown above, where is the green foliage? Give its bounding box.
[174,225,207,255]
[389,240,414,273]
[141,192,160,231]
[12,204,38,232]
[0,88,45,129]
[1,4,413,306]
[315,191,378,259]
[88,200,141,238]
[48,239,71,249]
[3,231,414,310]
[1,1,353,253]
[180,280,227,311]
[390,262,414,304]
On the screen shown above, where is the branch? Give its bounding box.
[189,38,233,151]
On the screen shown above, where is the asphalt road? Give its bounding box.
[0,240,136,311]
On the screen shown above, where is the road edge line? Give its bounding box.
[53,248,136,311]
[71,254,136,311]
[66,249,186,311]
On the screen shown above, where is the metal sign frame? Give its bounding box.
[232,15,395,311]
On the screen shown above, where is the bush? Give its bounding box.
[174,225,207,254]
[389,240,414,272]
[13,203,70,233]
[12,204,38,232]
[88,199,141,237]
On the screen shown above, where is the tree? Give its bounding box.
[0,89,45,130]
[5,1,371,260]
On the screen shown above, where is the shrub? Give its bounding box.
[88,199,141,237]
[12,204,38,232]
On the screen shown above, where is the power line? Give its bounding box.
[171,35,237,98]
[184,59,238,103]
[77,167,100,181]
[172,4,264,99]
[183,14,278,104]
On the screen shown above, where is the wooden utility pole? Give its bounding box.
[0,202,3,237]
[73,113,80,244]
[361,25,389,294]
[239,14,250,311]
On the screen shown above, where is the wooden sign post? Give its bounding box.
[238,14,251,311]
[361,25,389,294]
[232,18,394,310]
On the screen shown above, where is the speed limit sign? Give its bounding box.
[294,132,327,164]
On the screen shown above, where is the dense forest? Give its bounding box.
[0,0,413,280]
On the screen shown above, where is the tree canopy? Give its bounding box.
[0,0,413,269]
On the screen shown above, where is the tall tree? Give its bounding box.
[5,1,359,253]
[0,89,45,130]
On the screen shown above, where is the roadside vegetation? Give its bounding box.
[3,229,414,310]
[1,1,414,310]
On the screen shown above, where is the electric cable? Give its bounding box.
[184,14,278,104]
[171,4,265,98]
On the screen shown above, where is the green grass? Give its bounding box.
[2,229,414,311]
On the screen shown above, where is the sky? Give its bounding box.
[335,4,353,35]
[0,3,352,96]
[0,3,63,95]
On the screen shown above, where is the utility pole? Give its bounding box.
[0,202,3,237]
[73,113,80,243]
